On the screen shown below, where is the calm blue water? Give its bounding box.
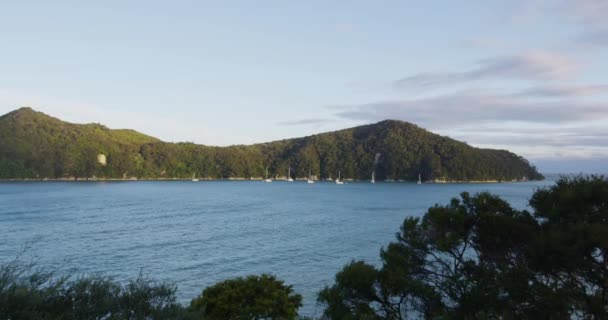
[0,178,555,316]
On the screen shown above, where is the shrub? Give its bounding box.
[190,274,303,320]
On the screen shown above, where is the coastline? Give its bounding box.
[0,177,538,183]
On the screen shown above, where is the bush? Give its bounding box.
[190,274,303,320]
[0,261,189,319]
[0,261,301,319]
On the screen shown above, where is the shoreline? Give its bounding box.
[0,177,538,183]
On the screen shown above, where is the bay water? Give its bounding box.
[0,178,556,316]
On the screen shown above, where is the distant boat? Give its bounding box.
[192,173,199,182]
[417,173,422,185]
[335,170,344,185]
[264,167,272,183]
[287,167,294,182]
[307,169,314,184]
[371,171,375,184]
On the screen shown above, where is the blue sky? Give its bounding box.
[1,1,607,172]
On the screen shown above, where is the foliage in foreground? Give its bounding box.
[318,175,608,319]
[0,262,191,319]
[0,263,302,319]
[191,274,303,319]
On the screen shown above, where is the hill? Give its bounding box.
[0,108,543,181]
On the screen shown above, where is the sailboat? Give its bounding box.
[335,170,344,185]
[417,173,422,185]
[287,167,294,182]
[264,166,272,183]
[307,169,314,184]
[371,171,375,184]
[192,173,199,182]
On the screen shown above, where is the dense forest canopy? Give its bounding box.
[0,107,543,181]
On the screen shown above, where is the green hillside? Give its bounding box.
[0,107,543,181]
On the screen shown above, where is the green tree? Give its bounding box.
[529,175,608,318]
[0,261,188,320]
[190,274,302,320]
[0,108,544,181]
[319,175,608,319]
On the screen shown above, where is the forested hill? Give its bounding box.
[0,107,543,181]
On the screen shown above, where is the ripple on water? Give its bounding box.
[0,180,555,316]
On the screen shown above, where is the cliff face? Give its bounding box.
[0,108,542,181]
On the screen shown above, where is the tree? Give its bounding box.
[0,108,543,181]
[319,175,608,319]
[529,175,608,318]
[317,261,384,320]
[190,274,302,320]
[1,262,304,320]
[0,261,188,320]
[420,153,442,181]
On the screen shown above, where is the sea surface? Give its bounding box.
[0,177,557,316]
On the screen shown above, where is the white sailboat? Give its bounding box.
[287,167,294,182]
[192,173,199,182]
[307,169,314,184]
[417,173,422,185]
[335,170,344,184]
[371,171,375,184]
[264,166,272,183]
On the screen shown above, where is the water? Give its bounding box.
[0,178,555,316]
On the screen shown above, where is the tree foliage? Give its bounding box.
[319,175,608,319]
[0,261,191,319]
[190,274,303,320]
[0,108,542,181]
[0,261,304,320]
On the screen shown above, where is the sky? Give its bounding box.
[1,0,607,173]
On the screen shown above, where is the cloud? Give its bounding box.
[449,126,608,148]
[530,0,608,50]
[510,0,608,28]
[439,122,608,160]
[577,29,608,47]
[330,84,608,160]
[277,118,334,126]
[569,0,608,27]
[331,90,607,128]
[395,52,577,89]
[532,157,608,174]
[505,1,608,51]
[516,84,608,97]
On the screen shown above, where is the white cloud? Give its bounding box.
[329,88,608,159]
[395,52,577,90]
[331,89,607,127]
[516,84,608,97]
